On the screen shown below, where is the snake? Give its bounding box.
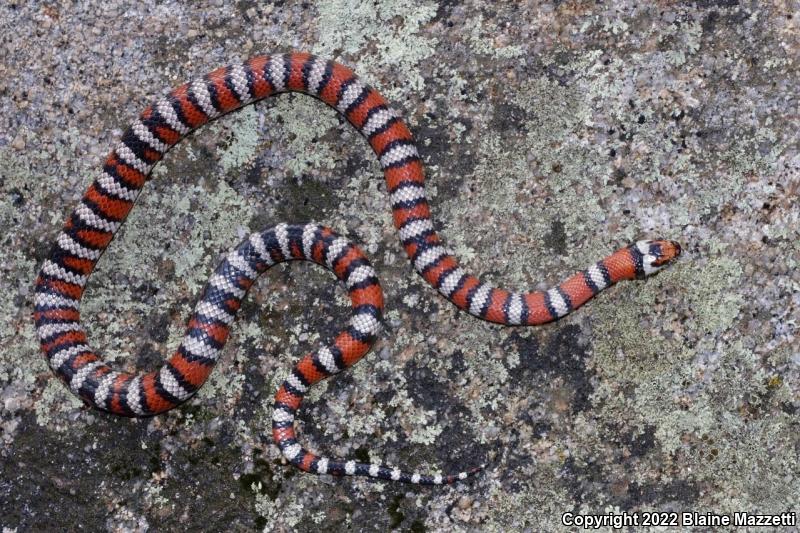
[33,52,682,485]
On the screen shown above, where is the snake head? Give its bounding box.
[633,239,682,277]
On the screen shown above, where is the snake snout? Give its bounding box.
[650,239,682,267]
[663,240,682,262]
[633,239,682,278]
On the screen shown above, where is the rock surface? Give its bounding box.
[1,1,798,531]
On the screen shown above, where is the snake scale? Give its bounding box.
[33,52,681,485]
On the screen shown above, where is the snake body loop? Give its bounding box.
[34,52,680,484]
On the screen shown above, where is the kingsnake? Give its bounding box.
[33,52,681,485]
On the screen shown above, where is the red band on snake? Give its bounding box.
[33,52,681,484]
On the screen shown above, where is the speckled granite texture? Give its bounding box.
[1,1,798,531]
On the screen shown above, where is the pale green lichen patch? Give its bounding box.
[314,0,438,96]
[0,250,43,386]
[438,71,618,289]
[261,96,343,177]
[645,341,799,511]
[587,253,744,411]
[675,255,744,335]
[95,178,256,294]
[580,244,799,511]
[0,146,81,427]
[475,478,577,531]
[217,105,263,172]
[33,380,84,430]
[592,253,743,363]
[464,14,526,59]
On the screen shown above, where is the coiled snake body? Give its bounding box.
[34,52,681,485]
